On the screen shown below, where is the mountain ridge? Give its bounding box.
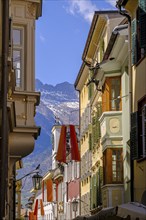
[19,79,79,195]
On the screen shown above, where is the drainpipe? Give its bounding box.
[0,0,9,219]
[116,4,133,202]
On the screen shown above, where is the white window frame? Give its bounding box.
[13,26,25,90]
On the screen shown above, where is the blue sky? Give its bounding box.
[35,0,117,86]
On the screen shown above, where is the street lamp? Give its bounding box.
[32,172,42,190]
[16,165,43,190]
[24,210,28,220]
[72,199,78,218]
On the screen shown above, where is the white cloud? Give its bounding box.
[105,0,117,7]
[66,0,98,23]
[40,34,45,42]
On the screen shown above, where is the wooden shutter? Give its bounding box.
[92,116,96,146]
[96,169,102,206]
[95,103,102,143]
[99,166,103,203]
[130,112,139,160]
[88,70,94,99]
[93,175,96,208]
[139,0,146,48]
[89,133,92,150]
[131,19,137,65]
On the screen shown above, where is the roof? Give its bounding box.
[74,10,123,89]
[82,10,121,61]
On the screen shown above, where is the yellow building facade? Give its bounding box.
[75,11,125,215]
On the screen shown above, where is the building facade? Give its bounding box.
[75,11,126,214]
[117,0,146,204]
[32,124,80,220]
[0,0,42,219]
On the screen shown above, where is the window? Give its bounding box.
[131,96,146,159]
[112,149,123,182]
[103,148,123,184]
[12,27,24,89]
[110,78,121,110]
[102,77,121,112]
[132,0,146,64]
[90,168,102,209]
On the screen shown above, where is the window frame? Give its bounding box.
[132,1,146,65]
[103,148,123,185]
[12,26,25,90]
[138,95,146,158]
[102,77,121,112]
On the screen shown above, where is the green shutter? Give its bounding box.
[88,83,92,99]
[139,0,146,12]
[130,112,139,160]
[92,116,96,146]
[93,175,96,208]
[96,172,100,206]
[95,112,100,142]
[95,103,102,143]
[139,0,146,48]
[99,166,103,204]
[88,70,94,99]
[91,175,95,209]
[131,19,137,65]
[89,133,92,150]
[144,105,146,155]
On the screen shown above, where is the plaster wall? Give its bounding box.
[132,57,146,202]
[121,68,131,203]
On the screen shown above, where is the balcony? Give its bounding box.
[8,90,40,158]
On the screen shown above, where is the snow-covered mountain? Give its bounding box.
[20,79,79,186]
[36,79,79,126]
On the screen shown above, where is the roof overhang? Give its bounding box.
[100,28,128,72]
[94,27,128,85]
[74,62,89,91]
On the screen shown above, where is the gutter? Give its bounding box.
[116,1,133,202]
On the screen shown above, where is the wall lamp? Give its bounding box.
[16,164,43,190]
[84,61,102,92]
[24,210,29,220]
[72,199,78,212]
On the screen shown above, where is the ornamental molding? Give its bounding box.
[27,2,36,17]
